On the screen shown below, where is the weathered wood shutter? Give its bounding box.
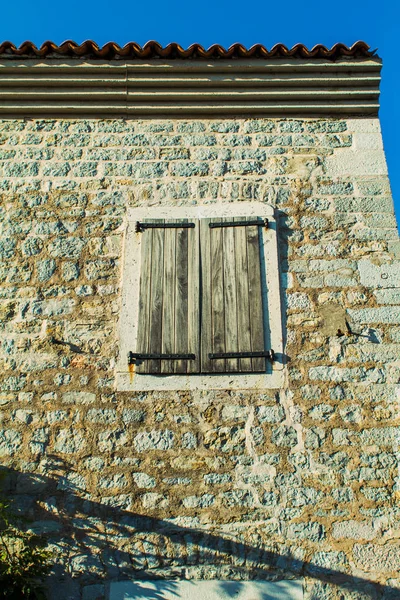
[135,218,200,374]
[200,216,266,373]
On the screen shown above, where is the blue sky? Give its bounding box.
[1,0,399,226]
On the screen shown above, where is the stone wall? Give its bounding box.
[0,116,399,600]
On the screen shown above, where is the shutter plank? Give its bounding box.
[247,220,265,372]
[223,223,239,372]
[135,221,153,374]
[200,218,213,373]
[210,217,225,372]
[187,220,200,373]
[175,220,189,373]
[161,219,176,374]
[148,220,164,373]
[234,217,252,372]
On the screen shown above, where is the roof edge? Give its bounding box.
[0,40,375,60]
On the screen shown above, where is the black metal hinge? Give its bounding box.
[129,352,195,364]
[209,219,268,229]
[209,350,275,362]
[136,222,195,233]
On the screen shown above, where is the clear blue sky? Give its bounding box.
[1,0,399,226]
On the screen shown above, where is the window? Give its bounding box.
[116,203,284,391]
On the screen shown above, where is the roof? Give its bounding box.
[0,40,374,60]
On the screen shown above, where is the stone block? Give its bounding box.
[256,134,292,146]
[132,472,156,488]
[325,147,388,177]
[287,487,322,507]
[49,237,85,258]
[353,543,400,573]
[36,259,56,282]
[360,427,400,447]
[286,292,313,310]
[318,181,354,195]
[63,392,96,404]
[308,404,334,421]
[86,409,118,424]
[42,163,71,177]
[374,288,400,304]
[54,428,86,453]
[347,307,400,325]
[221,405,250,421]
[22,237,43,256]
[122,409,146,423]
[97,430,128,452]
[181,432,197,449]
[0,429,22,455]
[244,120,275,133]
[183,493,215,508]
[287,522,325,542]
[203,427,245,453]
[132,162,169,178]
[309,366,365,383]
[307,550,348,575]
[141,492,169,509]
[271,425,298,448]
[177,122,205,133]
[221,490,255,508]
[345,344,400,363]
[62,261,80,281]
[99,473,128,489]
[182,134,217,146]
[257,405,285,423]
[84,259,116,280]
[332,519,378,540]
[3,162,39,176]
[204,473,232,485]
[170,162,209,176]
[358,259,400,289]
[134,429,174,451]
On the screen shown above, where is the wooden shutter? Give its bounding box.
[200,216,266,373]
[135,219,200,374]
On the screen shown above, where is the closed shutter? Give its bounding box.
[135,219,200,374]
[200,216,266,373]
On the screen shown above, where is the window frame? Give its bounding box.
[116,202,285,391]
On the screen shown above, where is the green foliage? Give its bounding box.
[0,485,51,599]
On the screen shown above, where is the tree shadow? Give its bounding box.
[0,463,397,600]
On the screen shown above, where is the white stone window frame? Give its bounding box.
[116,202,284,391]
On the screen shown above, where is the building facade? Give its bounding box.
[0,41,399,599]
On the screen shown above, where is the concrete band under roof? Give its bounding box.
[0,41,381,117]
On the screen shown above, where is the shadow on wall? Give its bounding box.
[0,463,397,600]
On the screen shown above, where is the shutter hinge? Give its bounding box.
[129,352,195,363]
[209,219,268,229]
[209,350,275,361]
[136,222,195,233]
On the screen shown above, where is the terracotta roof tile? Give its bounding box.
[0,40,374,60]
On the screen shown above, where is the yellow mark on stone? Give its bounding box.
[128,361,135,384]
